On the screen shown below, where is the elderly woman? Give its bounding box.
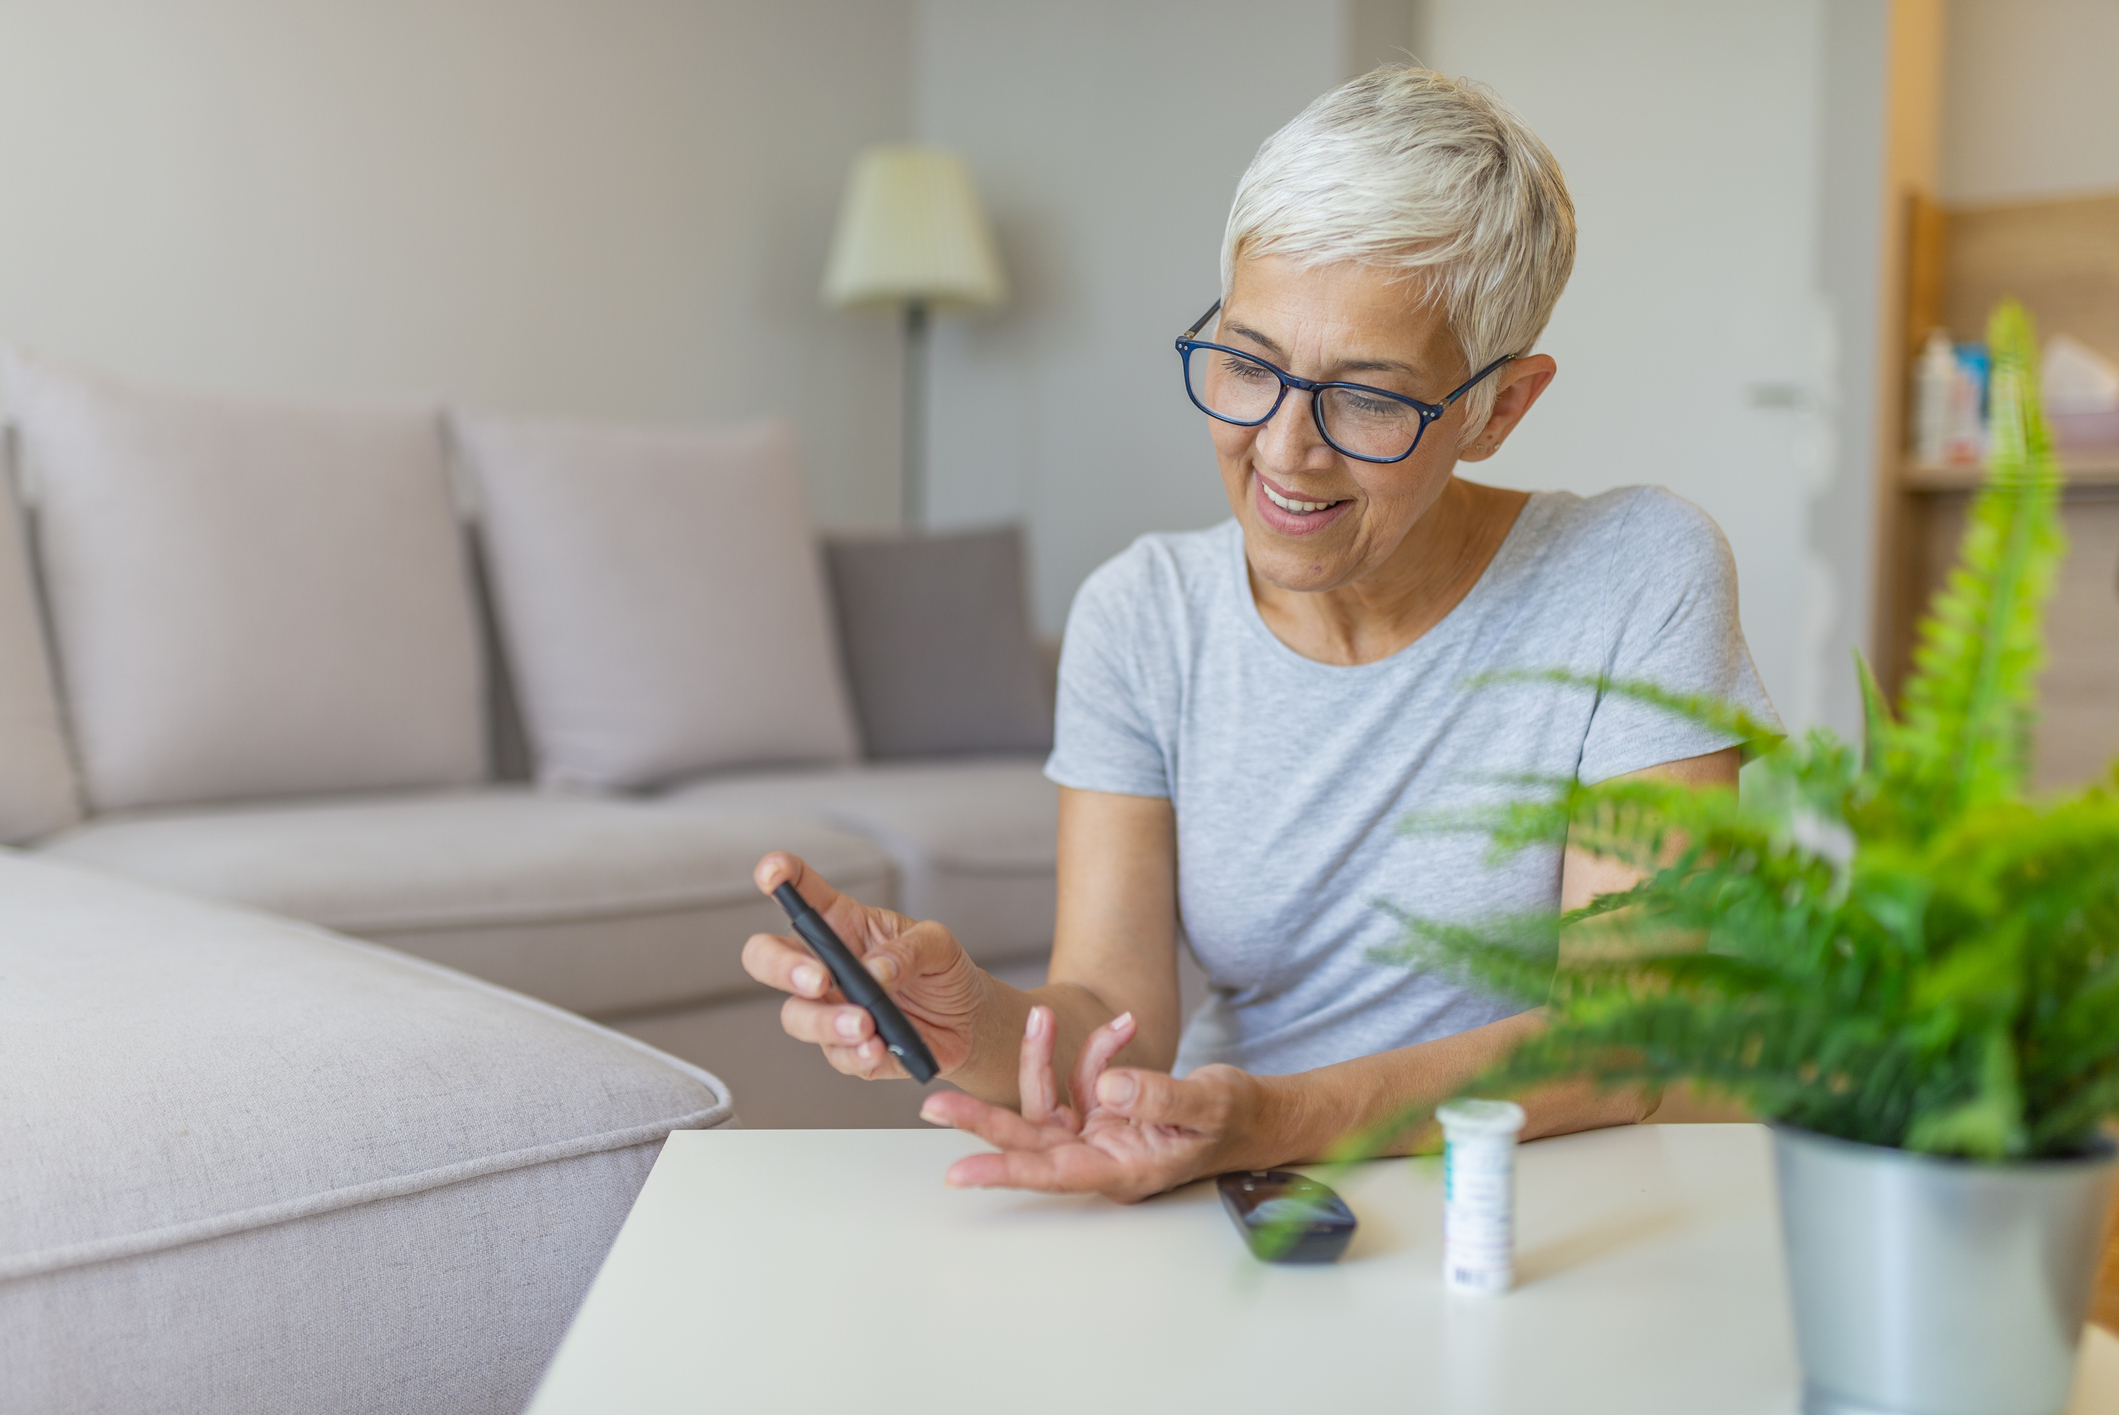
[743,66,1776,1200]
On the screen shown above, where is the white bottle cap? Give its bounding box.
[1436,1099,1526,1138]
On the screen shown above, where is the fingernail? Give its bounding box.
[866,955,898,987]
[920,1102,948,1126]
[1025,1006,1045,1039]
[1099,1072,1137,1109]
[835,1010,864,1040]
[794,965,824,995]
[1111,1011,1135,1032]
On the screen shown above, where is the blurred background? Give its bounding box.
[0,0,2112,756]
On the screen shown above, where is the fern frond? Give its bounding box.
[1856,650,1893,773]
[1891,301,2066,818]
[1903,1027,2026,1159]
[1465,669,1783,756]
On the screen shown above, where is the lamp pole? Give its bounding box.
[820,146,1004,530]
[902,298,929,530]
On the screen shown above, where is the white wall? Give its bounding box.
[1942,0,2119,204]
[1816,2,1894,741]
[0,0,913,528]
[1420,1,1884,738]
[911,0,1349,633]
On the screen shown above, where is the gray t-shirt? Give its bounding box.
[1044,487,1779,1078]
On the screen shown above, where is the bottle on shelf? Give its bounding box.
[1913,328,1954,467]
[1946,341,1990,465]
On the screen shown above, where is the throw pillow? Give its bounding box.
[1,351,486,812]
[825,525,1053,759]
[454,412,858,791]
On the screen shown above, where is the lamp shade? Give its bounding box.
[821,146,1007,311]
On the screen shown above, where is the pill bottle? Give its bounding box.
[1437,1098,1527,1295]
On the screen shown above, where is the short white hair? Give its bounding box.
[1221,65,1576,444]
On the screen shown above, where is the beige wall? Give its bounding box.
[1942,0,2119,204]
[911,0,1349,633]
[0,0,913,528]
[1390,2,1884,738]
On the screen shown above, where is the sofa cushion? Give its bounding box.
[34,786,896,1016]
[455,412,859,791]
[660,756,1056,964]
[0,442,81,843]
[0,352,485,812]
[0,849,731,1415]
[825,525,1054,759]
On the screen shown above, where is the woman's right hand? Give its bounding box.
[743,852,989,1080]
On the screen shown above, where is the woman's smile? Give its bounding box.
[1253,470,1353,535]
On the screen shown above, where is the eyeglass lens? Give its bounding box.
[1184,345,1426,461]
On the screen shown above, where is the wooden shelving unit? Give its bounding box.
[1879,190,2119,791]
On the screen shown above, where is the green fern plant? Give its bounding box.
[1384,300,2117,1160]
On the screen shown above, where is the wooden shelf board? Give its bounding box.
[1904,449,2119,491]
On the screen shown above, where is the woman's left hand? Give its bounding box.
[918,1005,1265,1203]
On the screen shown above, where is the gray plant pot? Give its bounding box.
[1773,1124,2116,1415]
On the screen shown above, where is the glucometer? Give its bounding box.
[771,882,940,1083]
[1218,1170,1358,1263]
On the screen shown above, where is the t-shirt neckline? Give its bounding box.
[1230,490,1553,675]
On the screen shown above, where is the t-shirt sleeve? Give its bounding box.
[1043,548,1172,799]
[1576,488,1782,785]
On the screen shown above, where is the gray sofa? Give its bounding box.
[0,352,1059,1115]
[0,353,1061,1410]
[0,848,734,1415]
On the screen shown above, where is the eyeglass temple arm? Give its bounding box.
[1441,353,1519,406]
[1179,300,1223,341]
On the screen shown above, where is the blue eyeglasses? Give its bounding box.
[1175,299,1515,463]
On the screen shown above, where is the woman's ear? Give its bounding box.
[1456,354,1556,462]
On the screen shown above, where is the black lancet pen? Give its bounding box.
[772,883,940,1083]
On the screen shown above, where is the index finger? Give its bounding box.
[741,928,838,1000]
[1018,1006,1072,1130]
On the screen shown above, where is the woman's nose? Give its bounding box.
[1252,387,1337,471]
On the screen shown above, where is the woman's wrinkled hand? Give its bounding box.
[742,852,988,1080]
[918,1004,1262,1203]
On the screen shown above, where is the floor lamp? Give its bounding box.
[822,146,1008,530]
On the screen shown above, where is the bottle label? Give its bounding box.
[1442,1135,1515,1294]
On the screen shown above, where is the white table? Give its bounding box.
[528,1123,2119,1414]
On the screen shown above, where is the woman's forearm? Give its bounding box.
[1239,1010,1651,1168]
